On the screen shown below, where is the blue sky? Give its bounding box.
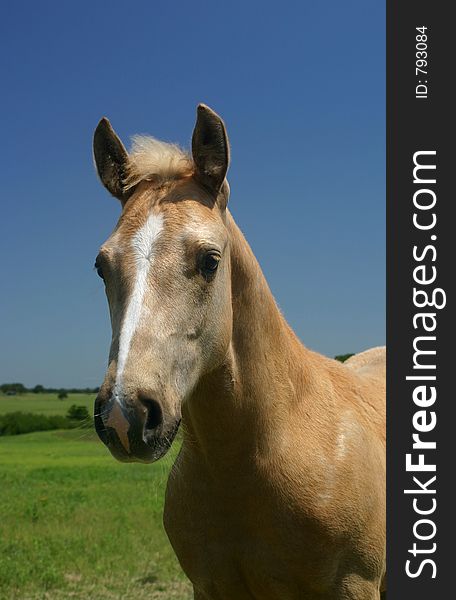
[0,1,385,388]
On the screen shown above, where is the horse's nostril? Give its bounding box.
[142,398,163,432]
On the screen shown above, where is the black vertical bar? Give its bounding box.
[387,2,454,597]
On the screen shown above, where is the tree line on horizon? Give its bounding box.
[0,383,100,395]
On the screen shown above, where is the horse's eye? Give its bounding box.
[201,252,220,278]
[94,262,105,281]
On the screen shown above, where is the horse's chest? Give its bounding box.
[164,465,344,599]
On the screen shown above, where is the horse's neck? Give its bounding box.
[182,211,313,465]
[228,211,304,389]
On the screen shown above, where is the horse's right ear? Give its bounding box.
[93,118,131,204]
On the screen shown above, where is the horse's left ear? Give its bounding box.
[192,104,230,199]
[93,117,132,204]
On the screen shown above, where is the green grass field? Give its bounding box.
[0,426,192,599]
[0,393,95,416]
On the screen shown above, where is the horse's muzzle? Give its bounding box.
[94,393,180,463]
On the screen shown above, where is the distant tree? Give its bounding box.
[334,353,355,363]
[0,383,27,395]
[58,390,68,400]
[32,385,45,394]
[66,405,89,421]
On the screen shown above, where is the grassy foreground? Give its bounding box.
[0,393,95,416]
[0,429,192,600]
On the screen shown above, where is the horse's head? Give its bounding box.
[92,105,232,462]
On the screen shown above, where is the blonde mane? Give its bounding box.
[124,135,193,190]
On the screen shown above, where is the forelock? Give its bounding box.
[124,135,193,190]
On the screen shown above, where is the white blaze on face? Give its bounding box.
[113,212,164,401]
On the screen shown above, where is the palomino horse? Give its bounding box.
[92,104,386,599]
